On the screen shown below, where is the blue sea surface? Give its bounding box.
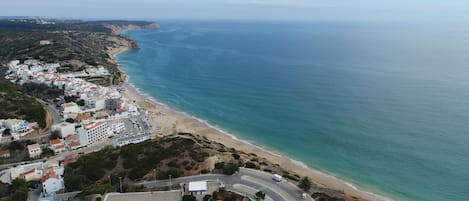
[117,20,469,201]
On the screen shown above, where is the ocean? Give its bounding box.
[117,20,469,201]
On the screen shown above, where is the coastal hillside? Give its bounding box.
[0,82,47,128]
[64,133,345,200]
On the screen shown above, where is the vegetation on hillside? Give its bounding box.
[0,82,46,128]
[311,192,345,201]
[64,134,218,192]
[64,133,284,193]
[0,178,30,201]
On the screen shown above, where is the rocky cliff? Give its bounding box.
[103,22,160,35]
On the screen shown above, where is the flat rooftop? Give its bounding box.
[103,191,182,201]
[189,181,207,192]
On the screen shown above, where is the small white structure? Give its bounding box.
[3,119,29,133]
[51,122,75,138]
[113,133,151,147]
[1,119,32,139]
[63,102,80,115]
[41,171,64,193]
[10,162,44,181]
[27,143,42,158]
[77,121,110,146]
[188,181,208,195]
[49,139,66,153]
[39,40,52,45]
[19,168,43,181]
[87,98,106,111]
[110,121,125,134]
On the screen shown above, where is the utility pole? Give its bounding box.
[169,174,172,190]
[108,175,111,186]
[119,177,123,193]
[151,169,156,193]
[153,169,157,184]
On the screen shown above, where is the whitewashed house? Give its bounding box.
[27,143,42,158]
[51,122,75,138]
[41,171,64,193]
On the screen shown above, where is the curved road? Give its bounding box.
[138,167,314,201]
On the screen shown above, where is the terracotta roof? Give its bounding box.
[20,168,36,177]
[0,150,10,156]
[53,144,65,149]
[50,139,63,145]
[75,114,91,121]
[83,121,104,130]
[41,171,59,183]
[68,141,80,147]
[61,158,77,167]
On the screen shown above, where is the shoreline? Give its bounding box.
[110,35,393,201]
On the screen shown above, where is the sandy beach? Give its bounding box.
[107,40,390,201]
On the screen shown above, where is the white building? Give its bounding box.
[86,97,106,111]
[49,139,66,154]
[10,162,45,181]
[2,119,31,133]
[77,121,110,146]
[110,121,125,134]
[113,133,151,147]
[41,171,64,193]
[27,143,42,158]
[63,102,80,115]
[51,122,75,138]
[188,181,208,195]
[20,168,43,181]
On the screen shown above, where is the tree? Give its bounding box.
[76,99,85,106]
[222,163,239,175]
[182,195,196,201]
[2,128,11,136]
[232,153,240,160]
[64,95,78,103]
[50,130,61,140]
[298,176,312,192]
[65,118,75,123]
[8,141,24,151]
[255,191,266,201]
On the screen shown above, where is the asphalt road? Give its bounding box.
[138,168,314,201]
[21,99,63,141]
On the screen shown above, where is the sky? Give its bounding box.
[1,0,468,21]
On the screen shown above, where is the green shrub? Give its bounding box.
[223,163,239,175]
[232,153,240,160]
[245,162,258,169]
[182,195,196,201]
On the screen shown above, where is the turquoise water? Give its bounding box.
[117,20,469,201]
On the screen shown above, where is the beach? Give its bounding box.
[109,52,390,201]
